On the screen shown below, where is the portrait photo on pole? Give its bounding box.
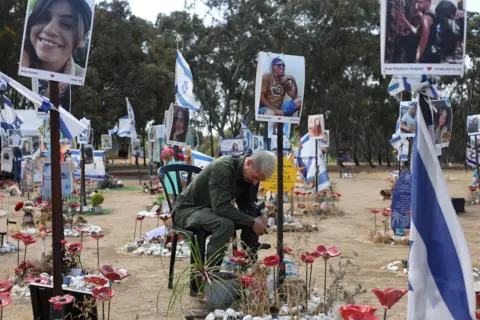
[255,52,305,124]
[83,145,94,164]
[381,0,466,76]
[32,79,71,116]
[219,139,244,155]
[467,114,480,136]
[18,0,96,86]
[399,101,417,137]
[318,130,330,148]
[432,99,453,148]
[101,134,112,150]
[269,136,291,152]
[166,103,190,146]
[308,114,325,139]
[252,135,265,153]
[21,137,33,157]
[8,129,22,147]
[267,122,291,138]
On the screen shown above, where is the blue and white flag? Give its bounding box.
[108,124,119,136]
[388,75,439,98]
[117,116,131,137]
[408,101,475,319]
[1,96,24,130]
[175,50,200,111]
[126,98,140,153]
[0,72,85,139]
[0,78,7,91]
[295,134,330,191]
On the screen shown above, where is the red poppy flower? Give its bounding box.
[369,209,379,214]
[469,185,477,192]
[382,210,391,217]
[372,288,407,309]
[297,203,306,209]
[92,287,115,302]
[0,292,12,308]
[25,274,50,285]
[240,276,254,288]
[11,233,23,241]
[84,276,108,287]
[20,235,37,246]
[159,214,170,222]
[316,245,341,260]
[136,216,145,221]
[0,281,13,293]
[310,251,321,258]
[14,202,24,211]
[233,250,247,258]
[263,255,280,267]
[231,256,247,264]
[98,265,130,282]
[301,253,314,264]
[49,294,74,311]
[67,243,83,255]
[331,193,342,198]
[92,233,104,240]
[283,246,293,254]
[339,305,377,320]
[294,192,302,196]
[39,228,52,234]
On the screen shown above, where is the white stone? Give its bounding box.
[243,316,253,320]
[263,316,273,320]
[307,301,318,313]
[280,306,290,315]
[403,268,408,274]
[206,313,215,320]
[214,309,225,318]
[252,317,262,320]
[226,308,236,317]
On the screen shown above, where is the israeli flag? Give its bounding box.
[388,75,439,98]
[408,101,475,319]
[117,116,131,137]
[0,78,7,91]
[1,96,24,130]
[108,124,119,136]
[295,134,330,191]
[175,50,200,111]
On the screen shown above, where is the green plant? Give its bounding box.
[155,192,166,205]
[91,193,105,207]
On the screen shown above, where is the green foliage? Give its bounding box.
[91,193,105,207]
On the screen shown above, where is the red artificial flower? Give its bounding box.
[159,214,170,222]
[231,256,247,264]
[49,294,74,311]
[25,274,50,285]
[136,216,145,221]
[372,288,407,310]
[469,185,477,192]
[316,245,341,260]
[75,228,89,235]
[233,250,247,258]
[98,265,130,282]
[263,255,280,267]
[283,246,293,254]
[301,253,314,264]
[67,243,83,255]
[61,240,68,246]
[339,305,377,320]
[161,148,175,161]
[11,233,23,241]
[84,276,108,287]
[382,210,391,217]
[0,281,13,293]
[294,192,302,196]
[14,201,24,211]
[0,292,12,308]
[310,251,321,258]
[241,276,254,288]
[92,287,115,302]
[92,233,104,240]
[331,193,342,198]
[39,228,52,234]
[369,209,379,214]
[297,203,306,209]
[20,235,37,246]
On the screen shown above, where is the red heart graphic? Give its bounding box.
[50,74,55,78]
[427,66,432,71]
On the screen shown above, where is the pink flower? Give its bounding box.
[98,265,130,282]
[0,281,13,293]
[371,288,407,309]
[49,294,74,311]
[0,292,12,308]
[84,276,108,287]
[92,287,115,302]
[316,245,341,260]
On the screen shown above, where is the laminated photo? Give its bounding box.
[252,135,265,153]
[83,145,94,164]
[32,78,71,117]
[21,137,33,157]
[467,114,480,136]
[318,130,330,148]
[18,0,96,86]
[399,101,417,137]
[255,52,305,124]
[101,134,112,150]
[308,114,325,139]
[8,129,22,147]
[267,122,291,139]
[166,103,190,146]
[432,99,452,148]
[219,138,244,155]
[381,0,467,75]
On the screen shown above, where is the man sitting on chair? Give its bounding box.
[173,151,276,265]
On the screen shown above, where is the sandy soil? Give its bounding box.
[0,168,479,320]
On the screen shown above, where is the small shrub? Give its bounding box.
[91,193,104,207]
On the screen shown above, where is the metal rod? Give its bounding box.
[276,122,285,290]
[49,81,63,297]
[315,139,319,193]
[80,143,86,214]
[475,135,479,177]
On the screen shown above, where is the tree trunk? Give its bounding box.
[142,133,146,166]
[385,135,391,167]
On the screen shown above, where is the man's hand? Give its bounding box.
[258,215,267,226]
[252,217,267,236]
[281,75,295,84]
[173,130,184,140]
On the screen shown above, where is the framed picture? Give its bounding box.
[381,0,467,76]
[21,137,33,157]
[219,138,244,155]
[252,135,265,153]
[308,114,325,139]
[467,114,480,136]
[318,130,330,148]
[83,145,94,164]
[8,129,22,147]
[399,101,417,137]
[267,122,291,139]
[101,134,112,150]
[255,52,305,124]
[18,0,96,86]
[32,79,71,117]
[432,99,453,148]
[166,103,190,146]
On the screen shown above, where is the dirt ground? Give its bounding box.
[0,167,479,320]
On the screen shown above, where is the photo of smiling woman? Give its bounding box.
[168,105,190,144]
[19,0,95,85]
